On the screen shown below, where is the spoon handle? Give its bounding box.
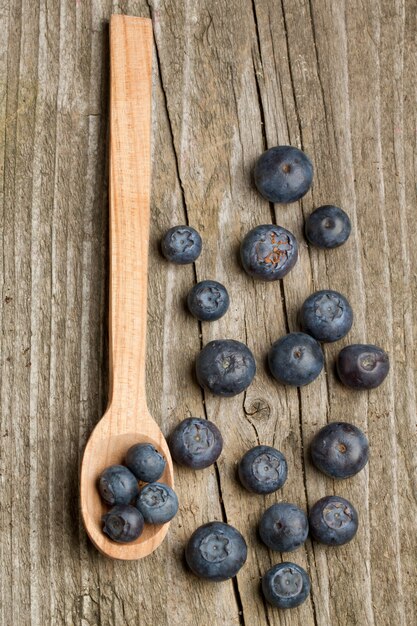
[109,15,152,413]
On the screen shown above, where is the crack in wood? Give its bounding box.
[279,0,303,149]
[148,4,189,227]
[307,0,333,144]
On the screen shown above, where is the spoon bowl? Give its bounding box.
[80,16,174,560]
[81,407,174,560]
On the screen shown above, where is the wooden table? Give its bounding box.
[1,1,416,624]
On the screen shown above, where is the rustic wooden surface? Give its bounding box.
[1,0,416,624]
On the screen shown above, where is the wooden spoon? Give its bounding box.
[80,15,174,560]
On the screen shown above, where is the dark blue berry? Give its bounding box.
[102,505,144,543]
[98,465,139,506]
[310,422,369,479]
[259,503,309,552]
[337,344,389,390]
[309,495,358,545]
[300,290,353,343]
[262,562,311,609]
[187,280,229,321]
[240,224,298,281]
[135,482,178,524]
[125,443,166,483]
[196,339,256,397]
[185,521,247,581]
[161,225,202,264]
[254,146,313,204]
[268,332,324,387]
[169,418,223,469]
[305,205,351,249]
[238,446,287,494]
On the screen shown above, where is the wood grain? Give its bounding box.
[0,0,416,624]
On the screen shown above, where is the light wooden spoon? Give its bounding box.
[80,15,174,560]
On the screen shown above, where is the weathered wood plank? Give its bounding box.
[2,1,39,625]
[0,0,416,625]
[147,1,244,622]
[377,3,417,623]
[253,2,378,624]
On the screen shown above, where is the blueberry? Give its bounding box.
[169,418,223,469]
[98,465,139,506]
[300,290,353,343]
[254,146,313,204]
[262,562,311,609]
[238,446,287,494]
[305,205,351,249]
[259,503,309,552]
[185,521,247,581]
[337,344,390,390]
[240,224,298,281]
[196,339,256,397]
[310,422,369,479]
[161,225,202,264]
[125,443,166,482]
[187,280,229,321]
[135,482,178,524]
[268,332,324,387]
[102,505,144,543]
[309,495,358,545]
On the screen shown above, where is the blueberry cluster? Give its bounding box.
[159,144,389,609]
[169,418,368,608]
[98,443,178,543]
[161,147,389,395]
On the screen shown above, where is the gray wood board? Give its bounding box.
[0,0,416,624]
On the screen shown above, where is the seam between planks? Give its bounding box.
[29,1,46,624]
[9,0,24,623]
[371,5,405,623]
